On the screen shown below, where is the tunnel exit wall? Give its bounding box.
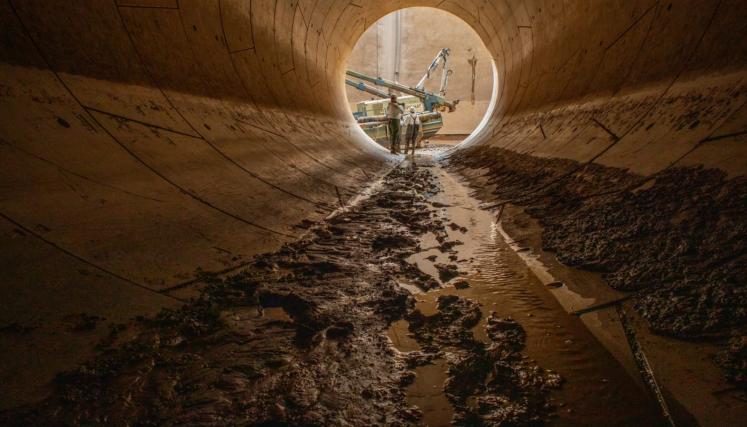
[345,7,495,135]
[0,0,746,409]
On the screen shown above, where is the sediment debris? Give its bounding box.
[435,263,461,283]
[717,336,747,388]
[454,280,471,289]
[0,164,420,424]
[439,240,464,252]
[372,233,417,252]
[406,296,561,425]
[4,160,559,426]
[62,313,103,332]
[407,295,483,351]
[446,145,747,387]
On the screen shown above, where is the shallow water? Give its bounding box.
[262,306,293,322]
[388,163,665,426]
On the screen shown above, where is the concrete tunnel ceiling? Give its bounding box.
[0,0,746,408]
[3,0,746,290]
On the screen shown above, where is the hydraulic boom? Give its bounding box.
[345,69,458,112]
[344,79,390,99]
[415,48,452,96]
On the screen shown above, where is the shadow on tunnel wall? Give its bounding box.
[0,0,745,413]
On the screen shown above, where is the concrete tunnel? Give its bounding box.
[1,0,746,425]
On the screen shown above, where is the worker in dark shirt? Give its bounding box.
[386,95,404,154]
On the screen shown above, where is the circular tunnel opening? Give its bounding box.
[343,7,497,153]
[2,1,746,424]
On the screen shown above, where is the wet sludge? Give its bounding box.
[1,160,562,426]
[446,145,747,402]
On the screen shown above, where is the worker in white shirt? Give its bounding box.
[386,94,404,154]
[402,106,421,155]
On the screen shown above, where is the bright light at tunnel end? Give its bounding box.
[342,7,498,157]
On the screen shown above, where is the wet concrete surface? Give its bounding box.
[446,145,747,344]
[388,162,664,426]
[3,3,747,423]
[0,147,689,426]
[445,145,747,425]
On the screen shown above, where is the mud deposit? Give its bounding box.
[446,145,747,390]
[1,158,570,426]
[405,297,562,426]
[388,165,664,427]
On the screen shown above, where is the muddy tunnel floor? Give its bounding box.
[1,149,743,426]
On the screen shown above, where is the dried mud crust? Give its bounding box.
[447,146,747,388]
[1,162,560,426]
[405,295,562,425]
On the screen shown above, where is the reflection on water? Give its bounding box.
[388,166,664,426]
[387,319,420,351]
[262,307,293,322]
[408,360,453,427]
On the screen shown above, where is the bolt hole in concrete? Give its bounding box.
[344,8,497,153]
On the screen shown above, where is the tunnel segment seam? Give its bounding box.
[482,0,723,205]
[0,211,184,302]
[170,2,336,207]
[8,0,298,239]
[116,0,361,205]
[114,1,334,208]
[492,0,657,155]
[0,137,165,203]
[216,0,369,184]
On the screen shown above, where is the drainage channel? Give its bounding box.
[387,161,665,426]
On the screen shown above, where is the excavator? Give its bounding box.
[346,48,459,144]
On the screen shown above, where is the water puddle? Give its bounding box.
[495,221,598,313]
[407,360,453,426]
[262,306,293,322]
[388,164,664,426]
[387,319,420,351]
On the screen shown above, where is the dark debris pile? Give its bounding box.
[2,159,569,426]
[447,145,747,388]
[1,163,450,426]
[406,295,562,426]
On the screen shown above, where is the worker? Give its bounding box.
[386,94,404,154]
[402,106,421,155]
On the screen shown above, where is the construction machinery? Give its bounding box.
[346,48,459,145]
[416,47,453,95]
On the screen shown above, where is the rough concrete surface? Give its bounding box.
[445,144,746,392]
[1,0,746,424]
[0,160,567,426]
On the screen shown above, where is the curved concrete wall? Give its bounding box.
[1,0,746,408]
